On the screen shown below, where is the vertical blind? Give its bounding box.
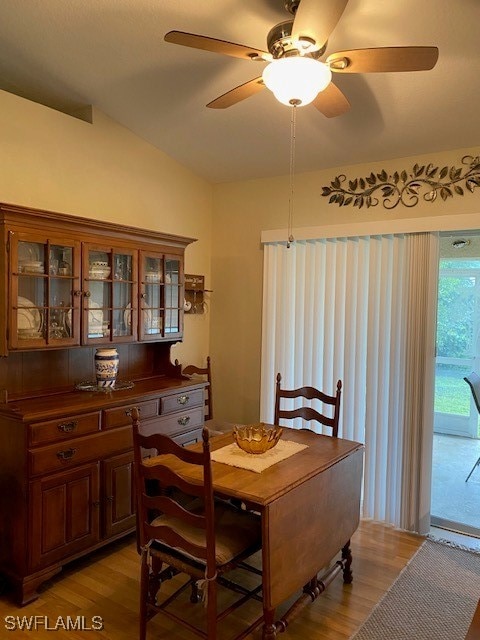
[260,232,438,532]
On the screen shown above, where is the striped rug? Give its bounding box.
[350,539,480,640]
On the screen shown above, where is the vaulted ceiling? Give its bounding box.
[0,0,478,183]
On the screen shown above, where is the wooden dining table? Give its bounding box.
[173,426,364,639]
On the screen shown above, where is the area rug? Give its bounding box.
[350,539,480,639]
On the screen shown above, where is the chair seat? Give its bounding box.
[151,502,261,566]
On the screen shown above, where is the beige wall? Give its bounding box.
[4,87,480,423]
[0,89,212,366]
[211,148,480,423]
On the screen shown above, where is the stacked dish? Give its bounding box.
[89,261,111,279]
[145,271,161,282]
[20,260,44,274]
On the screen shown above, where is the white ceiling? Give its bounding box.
[0,0,479,183]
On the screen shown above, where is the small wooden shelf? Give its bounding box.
[184,274,212,314]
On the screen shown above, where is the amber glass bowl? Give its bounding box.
[233,423,283,455]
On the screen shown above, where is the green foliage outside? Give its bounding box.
[435,259,480,435]
[436,274,474,359]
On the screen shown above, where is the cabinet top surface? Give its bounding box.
[0,377,206,422]
[0,201,196,249]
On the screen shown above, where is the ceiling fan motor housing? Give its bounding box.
[267,20,326,58]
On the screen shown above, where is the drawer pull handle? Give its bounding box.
[57,421,78,433]
[125,407,140,418]
[106,496,114,503]
[178,416,190,427]
[56,448,77,461]
[177,395,189,405]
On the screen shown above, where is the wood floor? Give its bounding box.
[0,520,423,639]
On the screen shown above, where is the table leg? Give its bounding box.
[262,608,277,639]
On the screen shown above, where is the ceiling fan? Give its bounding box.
[164,0,439,117]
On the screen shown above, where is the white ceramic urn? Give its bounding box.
[94,347,119,388]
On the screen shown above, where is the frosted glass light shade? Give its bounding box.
[262,57,332,106]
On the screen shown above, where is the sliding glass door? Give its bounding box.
[431,239,480,536]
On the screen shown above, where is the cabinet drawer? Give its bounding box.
[29,427,133,477]
[29,412,101,447]
[160,389,203,415]
[173,429,203,447]
[139,406,204,438]
[103,399,158,429]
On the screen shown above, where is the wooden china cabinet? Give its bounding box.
[0,202,207,605]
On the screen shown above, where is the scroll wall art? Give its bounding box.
[321,154,480,210]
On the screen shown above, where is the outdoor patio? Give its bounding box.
[432,432,480,533]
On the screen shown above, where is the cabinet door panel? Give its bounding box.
[83,243,137,345]
[9,232,81,350]
[103,452,136,538]
[29,463,100,570]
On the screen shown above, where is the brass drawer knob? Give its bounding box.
[57,421,78,433]
[56,448,77,461]
[178,416,190,427]
[177,395,189,405]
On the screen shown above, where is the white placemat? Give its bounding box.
[210,440,308,473]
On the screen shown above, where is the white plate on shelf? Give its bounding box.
[17,297,41,331]
[124,303,132,328]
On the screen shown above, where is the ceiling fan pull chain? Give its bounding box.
[287,104,297,248]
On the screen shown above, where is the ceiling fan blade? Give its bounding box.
[207,77,265,109]
[312,82,350,118]
[164,31,269,61]
[327,46,439,73]
[292,0,349,50]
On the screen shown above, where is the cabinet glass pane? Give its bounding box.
[18,242,45,275]
[49,245,73,276]
[17,286,45,340]
[88,251,111,280]
[49,283,73,339]
[113,282,133,338]
[165,259,179,285]
[88,282,111,338]
[17,241,46,340]
[165,309,179,334]
[164,259,180,334]
[144,285,162,335]
[113,254,132,281]
[48,245,75,340]
[144,257,163,283]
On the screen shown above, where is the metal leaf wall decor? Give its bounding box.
[321,155,480,210]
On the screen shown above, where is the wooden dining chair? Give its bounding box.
[131,407,263,640]
[273,375,350,596]
[464,372,480,482]
[274,373,342,436]
[177,356,213,421]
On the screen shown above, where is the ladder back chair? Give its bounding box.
[464,372,480,482]
[273,374,348,596]
[178,356,213,421]
[131,407,263,640]
[274,373,342,436]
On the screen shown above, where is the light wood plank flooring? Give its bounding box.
[0,520,423,639]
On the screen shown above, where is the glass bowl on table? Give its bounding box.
[233,423,283,455]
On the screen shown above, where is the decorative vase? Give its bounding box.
[94,347,119,388]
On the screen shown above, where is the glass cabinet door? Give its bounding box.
[139,252,163,341]
[83,245,137,344]
[164,257,182,337]
[10,234,81,349]
[139,251,183,341]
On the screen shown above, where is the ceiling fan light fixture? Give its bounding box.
[262,57,332,106]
